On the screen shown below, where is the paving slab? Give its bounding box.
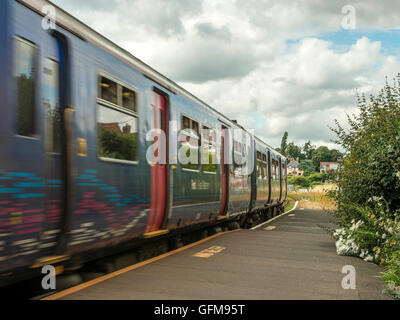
[56,208,391,300]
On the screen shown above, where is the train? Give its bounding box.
[0,0,287,287]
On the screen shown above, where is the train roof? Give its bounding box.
[18,0,285,160]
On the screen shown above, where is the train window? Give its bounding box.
[202,126,216,173]
[262,153,267,178]
[180,137,200,171]
[180,115,200,171]
[233,130,245,173]
[256,151,262,178]
[181,115,199,134]
[122,86,136,112]
[234,141,242,154]
[182,116,190,130]
[97,75,138,163]
[97,105,138,162]
[192,120,199,136]
[257,160,262,178]
[14,38,37,137]
[263,162,267,178]
[43,58,61,153]
[282,162,286,178]
[271,159,277,180]
[99,76,118,105]
[273,161,276,180]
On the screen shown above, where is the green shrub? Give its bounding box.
[328,75,400,298]
[288,172,326,189]
[331,76,400,213]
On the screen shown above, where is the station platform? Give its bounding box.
[44,207,391,300]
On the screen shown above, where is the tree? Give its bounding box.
[311,146,331,170]
[299,159,314,174]
[332,75,400,214]
[280,131,288,156]
[302,140,315,160]
[329,149,342,162]
[286,142,301,160]
[99,127,138,161]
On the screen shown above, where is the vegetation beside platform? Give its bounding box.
[325,75,400,299]
[288,185,337,211]
[284,196,296,213]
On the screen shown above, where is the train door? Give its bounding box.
[42,51,63,248]
[219,124,229,216]
[40,31,73,259]
[282,159,287,201]
[279,157,282,202]
[10,30,71,268]
[145,91,168,236]
[267,151,272,203]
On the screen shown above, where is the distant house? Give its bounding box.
[287,158,304,176]
[320,162,339,173]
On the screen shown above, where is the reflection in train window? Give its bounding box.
[182,116,190,130]
[272,159,278,180]
[43,58,61,153]
[202,126,216,173]
[14,37,37,137]
[180,115,200,170]
[261,153,267,178]
[192,120,199,136]
[256,151,262,178]
[233,131,246,171]
[97,105,138,162]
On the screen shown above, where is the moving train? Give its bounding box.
[0,0,287,287]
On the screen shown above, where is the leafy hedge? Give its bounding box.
[287,172,326,188]
[331,77,400,213]
[329,75,400,299]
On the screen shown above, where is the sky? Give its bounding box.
[51,0,400,150]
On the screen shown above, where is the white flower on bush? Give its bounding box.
[335,231,360,256]
[360,249,367,258]
[382,233,386,239]
[350,220,363,231]
[364,255,374,262]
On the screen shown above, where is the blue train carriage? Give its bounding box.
[0,0,287,286]
[251,138,271,219]
[0,0,247,284]
[270,148,287,215]
[248,137,287,225]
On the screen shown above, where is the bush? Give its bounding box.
[331,76,400,213]
[329,201,400,299]
[328,75,400,298]
[287,172,326,189]
[288,175,309,188]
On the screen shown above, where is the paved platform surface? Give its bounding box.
[57,208,391,300]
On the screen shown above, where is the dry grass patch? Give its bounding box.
[289,184,337,211]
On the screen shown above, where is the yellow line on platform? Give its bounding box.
[41,229,240,300]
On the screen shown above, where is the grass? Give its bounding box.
[284,196,296,213]
[288,183,337,212]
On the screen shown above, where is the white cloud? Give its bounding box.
[182,37,400,148]
[51,0,400,149]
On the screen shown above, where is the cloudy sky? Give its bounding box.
[52,0,400,150]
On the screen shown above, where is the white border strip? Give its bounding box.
[250,201,299,230]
